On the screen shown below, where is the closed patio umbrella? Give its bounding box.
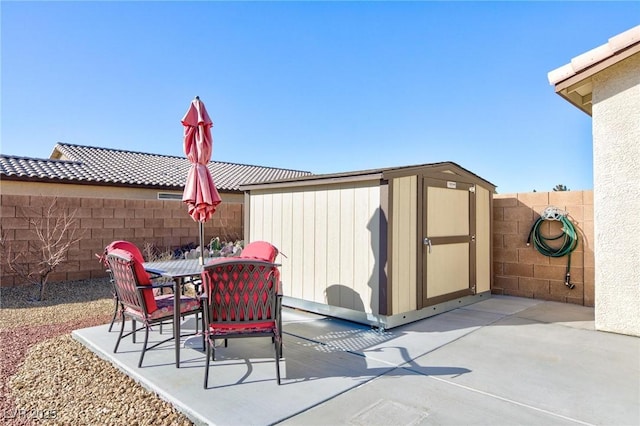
[181,96,222,264]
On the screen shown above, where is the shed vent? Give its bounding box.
[157,192,182,200]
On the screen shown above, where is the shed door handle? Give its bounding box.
[423,237,432,253]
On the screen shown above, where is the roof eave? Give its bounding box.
[0,174,246,192]
[241,161,496,191]
[548,25,640,117]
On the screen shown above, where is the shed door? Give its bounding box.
[420,178,476,308]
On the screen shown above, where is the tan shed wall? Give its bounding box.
[475,186,491,293]
[390,175,418,314]
[248,181,381,314]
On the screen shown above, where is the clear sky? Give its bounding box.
[2,2,638,194]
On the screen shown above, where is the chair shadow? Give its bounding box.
[107,311,472,387]
[279,331,471,384]
[182,318,472,387]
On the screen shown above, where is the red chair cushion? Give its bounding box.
[108,247,157,313]
[207,321,276,336]
[239,241,279,262]
[106,240,145,264]
[240,242,281,295]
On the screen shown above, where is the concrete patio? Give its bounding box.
[72,296,639,426]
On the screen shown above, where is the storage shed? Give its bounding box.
[241,162,495,329]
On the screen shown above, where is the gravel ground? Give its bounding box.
[1,279,193,426]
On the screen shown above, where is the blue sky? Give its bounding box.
[2,2,638,193]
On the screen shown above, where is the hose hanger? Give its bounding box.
[526,206,579,289]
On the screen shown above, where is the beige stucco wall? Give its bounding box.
[591,52,640,336]
[0,180,244,203]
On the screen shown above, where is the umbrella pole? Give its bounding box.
[199,221,205,265]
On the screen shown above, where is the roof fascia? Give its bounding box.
[553,44,640,116]
[240,172,384,191]
[0,175,245,193]
[383,162,496,190]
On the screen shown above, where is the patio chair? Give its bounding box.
[98,240,160,331]
[200,257,282,388]
[105,248,202,368]
[238,240,279,263]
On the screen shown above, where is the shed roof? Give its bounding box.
[0,143,312,192]
[547,25,640,115]
[241,161,495,191]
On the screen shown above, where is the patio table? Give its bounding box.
[143,258,205,368]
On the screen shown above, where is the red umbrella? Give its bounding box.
[181,96,222,262]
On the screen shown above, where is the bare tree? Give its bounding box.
[142,242,174,262]
[0,198,86,300]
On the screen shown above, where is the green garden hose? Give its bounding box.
[526,207,579,289]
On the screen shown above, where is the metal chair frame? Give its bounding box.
[201,258,283,388]
[106,251,202,368]
[103,266,163,332]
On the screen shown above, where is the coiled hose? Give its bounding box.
[526,207,579,289]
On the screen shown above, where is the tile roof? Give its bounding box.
[547,25,640,115]
[548,25,640,86]
[0,143,312,192]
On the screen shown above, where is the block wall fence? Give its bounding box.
[1,191,594,307]
[0,194,243,286]
[493,191,594,306]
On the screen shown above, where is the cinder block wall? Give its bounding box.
[0,194,243,286]
[2,191,596,309]
[493,191,594,306]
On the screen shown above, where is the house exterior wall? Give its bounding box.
[247,181,382,315]
[0,181,243,286]
[493,191,594,306]
[0,180,244,203]
[591,52,640,336]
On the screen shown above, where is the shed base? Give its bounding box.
[282,291,491,330]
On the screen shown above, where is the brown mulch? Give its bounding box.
[0,279,193,425]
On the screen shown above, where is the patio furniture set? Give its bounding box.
[98,240,283,387]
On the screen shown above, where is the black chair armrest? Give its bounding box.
[147,271,163,279]
[135,283,175,291]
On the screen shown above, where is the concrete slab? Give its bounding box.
[72,299,640,426]
[402,315,640,426]
[460,294,544,316]
[358,308,506,367]
[285,306,506,367]
[281,370,582,426]
[280,302,639,426]
[515,301,596,330]
[73,309,396,426]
